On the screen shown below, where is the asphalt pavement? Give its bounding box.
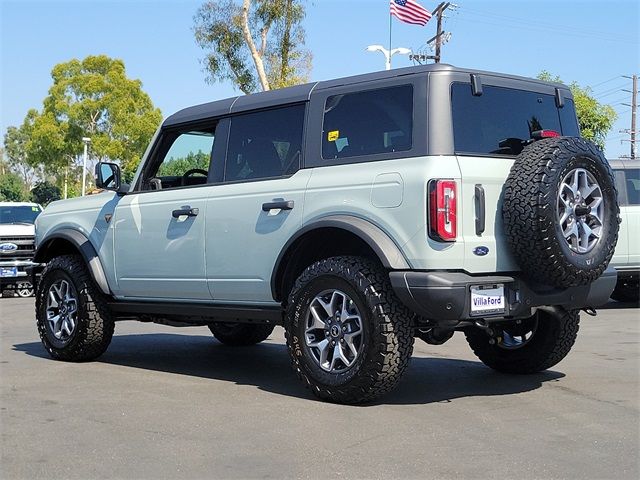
[1,297,638,480]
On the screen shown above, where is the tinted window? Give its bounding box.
[452,83,573,155]
[225,104,305,182]
[559,98,580,136]
[626,169,640,205]
[142,125,216,190]
[322,85,413,160]
[0,205,41,224]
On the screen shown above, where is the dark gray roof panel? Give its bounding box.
[230,82,317,114]
[162,64,572,127]
[163,97,238,127]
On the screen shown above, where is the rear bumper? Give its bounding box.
[390,266,617,323]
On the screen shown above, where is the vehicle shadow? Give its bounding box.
[13,333,565,406]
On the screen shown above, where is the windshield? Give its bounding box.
[0,205,42,224]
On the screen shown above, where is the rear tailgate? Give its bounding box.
[449,77,579,275]
[456,155,518,273]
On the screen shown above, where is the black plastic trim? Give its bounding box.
[470,74,483,96]
[390,266,617,324]
[34,229,111,295]
[271,215,411,300]
[474,184,486,236]
[108,301,282,324]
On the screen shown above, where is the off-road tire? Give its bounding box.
[610,281,640,303]
[36,255,114,361]
[284,256,414,404]
[503,137,619,288]
[465,308,580,374]
[208,323,275,346]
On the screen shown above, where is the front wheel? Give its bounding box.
[36,255,115,361]
[285,256,414,404]
[16,281,35,297]
[464,308,580,374]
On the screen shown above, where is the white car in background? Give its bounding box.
[610,160,640,303]
[0,202,42,297]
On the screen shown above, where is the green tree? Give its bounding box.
[4,119,39,191]
[157,151,210,177]
[0,173,26,202]
[26,55,162,182]
[194,0,311,93]
[30,181,61,206]
[538,71,617,149]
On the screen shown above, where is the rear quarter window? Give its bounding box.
[451,83,578,156]
[321,85,413,160]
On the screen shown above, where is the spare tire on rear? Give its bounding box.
[503,137,620,288]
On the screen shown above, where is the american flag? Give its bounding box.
[390,0,432,26]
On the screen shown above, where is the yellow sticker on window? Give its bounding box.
[32,207,39,211]
[327,130,339,142]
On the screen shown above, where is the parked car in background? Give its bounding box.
[610,160,640,302]
[0,202,43,297]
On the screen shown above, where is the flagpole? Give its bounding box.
[388,4,393,70]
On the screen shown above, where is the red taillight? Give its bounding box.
[531,129,560,139]
[428,179,457,242]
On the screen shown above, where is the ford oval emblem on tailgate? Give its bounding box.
[0,243,18,253]
[473,246,489,256]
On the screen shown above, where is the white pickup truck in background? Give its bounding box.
[610,160,640,303]
[0,202,42,297]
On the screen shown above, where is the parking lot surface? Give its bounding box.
[1,297,638,480]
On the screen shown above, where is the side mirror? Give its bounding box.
[95,162,122,191]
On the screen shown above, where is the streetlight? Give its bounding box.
[366,45,411,70]
[81,137,91,196]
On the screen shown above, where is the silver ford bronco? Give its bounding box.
[33,65,620,404]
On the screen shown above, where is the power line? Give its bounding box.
[457,7,637,44]
[590,76,623,89]
[592,83,628,96]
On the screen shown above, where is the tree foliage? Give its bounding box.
[194,0,311,94]
[30,181,62,206]
[157,151,210,177]
[0,173,26,202]
[538,71,617,149]
[23,55,163,181]
[4,121,39,191]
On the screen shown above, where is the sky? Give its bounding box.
[1,0,638,158]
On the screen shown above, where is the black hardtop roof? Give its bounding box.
[163,63,570,127]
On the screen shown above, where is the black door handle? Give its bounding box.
[474,184,485,236]
[262,200,294,212]
[172,207,199,218]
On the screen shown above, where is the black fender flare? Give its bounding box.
[270,215,410,300]
[34,229,111,295]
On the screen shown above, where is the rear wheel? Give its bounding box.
[36,255,114,361]
[464,308,579,374]
[285,256,414,404]
[208,322,275,346]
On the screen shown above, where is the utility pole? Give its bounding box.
[621,75,638,159]
[432,2,454,63]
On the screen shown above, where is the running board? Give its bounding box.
[108,301,282,324]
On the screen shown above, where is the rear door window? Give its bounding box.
[451,83,576,155]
